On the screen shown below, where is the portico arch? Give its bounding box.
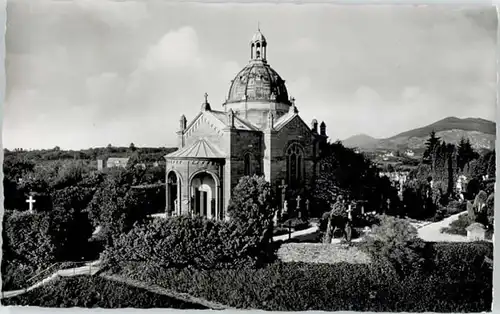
[189,170,221,219]
[167,170,183,216]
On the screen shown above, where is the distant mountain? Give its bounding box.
[389,117,495,139]
[342,117,496,152]
[342,134,380,150]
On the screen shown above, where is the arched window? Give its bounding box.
[244,153,252,176]
[286,143,305,187]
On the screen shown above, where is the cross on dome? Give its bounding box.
[204,92,209,103]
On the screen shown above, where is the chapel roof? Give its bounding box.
[225,29,290,106]
[165,138,226,159]
[226,61,289,105]
[251,29,267,43]
[210,110,259,131]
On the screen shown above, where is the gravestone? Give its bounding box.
[466,223,486,241]
[26,195,36,213]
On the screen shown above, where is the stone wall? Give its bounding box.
[229,130,263,189]
[277,243,371,265]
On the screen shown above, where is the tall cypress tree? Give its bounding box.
[423,130,441,162]
[487,150,496,178]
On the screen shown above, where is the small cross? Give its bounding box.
[204,92,208,103]
[290,97,296,105]
[278,179,288,190]
[26,195,36,212]
[347,204,353,220]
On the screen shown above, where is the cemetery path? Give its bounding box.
[1,262,100,299]
[1,261,234,310]
[273,222,319,242]
[417,211,468,242]
[100,273,234,310]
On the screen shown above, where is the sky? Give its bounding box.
[3,1,497,150]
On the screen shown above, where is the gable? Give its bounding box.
[276,114,315,141]
[183,112,226,141]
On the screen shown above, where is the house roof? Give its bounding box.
[466,222,486,231]
[107,157,130,163]
[165,138,226,159]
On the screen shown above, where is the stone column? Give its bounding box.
[165,176,170,215]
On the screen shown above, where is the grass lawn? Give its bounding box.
[114,242,492,313]
[1,276,207,309]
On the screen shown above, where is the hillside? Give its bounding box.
[342,134,380,150]
[343,117,496,152]
[390,117,495,139]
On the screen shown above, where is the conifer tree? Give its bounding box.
[487,150,495,178]
[423,130,441,162]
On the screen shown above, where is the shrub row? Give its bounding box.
[116,243,492,313]
[2,276,207,309]
[102,215,277,271]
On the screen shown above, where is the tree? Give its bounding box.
[402,179,435,219]
[487,150,495,178]
[226,175,276,262]
[129,143,137,152]
[472,190,489,225]
[361,215,425,277]
[423,131,441,162]
[457,137,478,170]
[313,141,389,214]
[87,168,147,246]
[486,193,494,227]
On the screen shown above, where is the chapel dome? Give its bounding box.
[226,61,290,104]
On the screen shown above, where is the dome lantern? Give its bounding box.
[250,26,267,62]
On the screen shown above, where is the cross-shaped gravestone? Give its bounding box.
[26,195,36,213]
[347,204,353,220]
[278,179,288,210]
[296,195,301,210]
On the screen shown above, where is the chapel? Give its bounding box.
[165,29,328,219]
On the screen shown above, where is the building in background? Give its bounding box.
[164,29,329,220]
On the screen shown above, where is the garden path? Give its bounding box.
[1,261,100,299]
[417,211,469,242]
[1,261,232,310]
[101,274,233,310]
[273,222,319,242]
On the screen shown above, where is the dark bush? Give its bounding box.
[102,214,278,272]
[116,243,492,313]
[440,213,472,236]
[103,216,232,271]
[281,218,310,231]
[445,200,466,215]
[360,215,426,277]
[2,276,207,309]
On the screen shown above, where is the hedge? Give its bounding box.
[102,215,277,271]
[2,276,207,309]
[114,241,492,312]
